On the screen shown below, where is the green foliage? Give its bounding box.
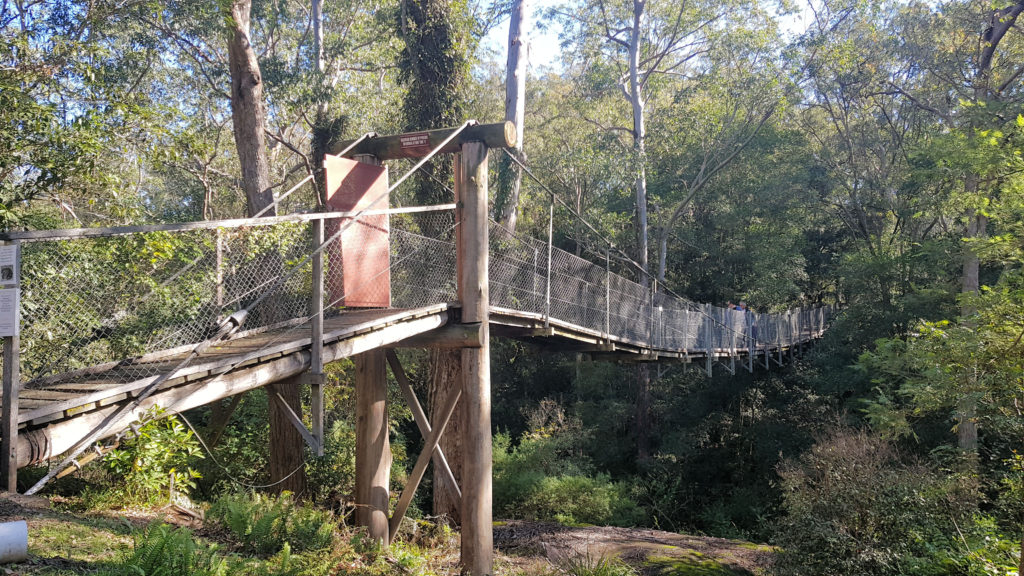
[98,523,228,576]
[305,419,358,505]
[102,407,203,503]
[772,428,977,576]
[208,492,336,556]
[493,402,644,527]
[520,474,644,527]
[193,394,270,498]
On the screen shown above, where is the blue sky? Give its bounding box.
[480,1,817,72]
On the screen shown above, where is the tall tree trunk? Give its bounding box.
[628,0,647,282]
[226,0,305,492]
[430,349,464,524]
[953,0,1023,455]
[267,377,308,496]
[499,0,529,233]
[312,0,325,76]
[958,175,984,455]
[627,0,652,462]
[227,0,275,217]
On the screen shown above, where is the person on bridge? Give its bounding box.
[739,302,758,342]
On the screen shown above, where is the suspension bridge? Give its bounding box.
[0,121,831,575]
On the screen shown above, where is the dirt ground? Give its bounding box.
[495,521,774,576]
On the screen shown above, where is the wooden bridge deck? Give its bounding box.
[4,303,823,469]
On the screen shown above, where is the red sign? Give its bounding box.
[323,154,391,308]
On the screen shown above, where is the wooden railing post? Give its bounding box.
[544,198,553,327]
[604,246,610,338]
[458,141,493,576]
[1,240,21,492]
[310,218,325,456]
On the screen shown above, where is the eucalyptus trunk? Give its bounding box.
[626,0,653,462]
[499,0,528,233]
[227,0,274,217]
[430,349,464,524]
[955,1,1023,455]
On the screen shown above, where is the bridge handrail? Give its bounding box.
[0,204,457,243]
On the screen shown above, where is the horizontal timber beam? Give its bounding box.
[387,323,483,348]
[332,122,516,161]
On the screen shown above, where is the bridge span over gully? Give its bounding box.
[0,122,831,575]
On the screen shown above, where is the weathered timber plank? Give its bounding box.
[43,383,125,392]
[20,390,84,401]
[14,309,450,467]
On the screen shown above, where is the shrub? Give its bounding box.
[493,411,644,527]
[103,406,203,504]
[772,428,977,576]
[208,492,335,556]
[99,523,227,576]
[305,420,357,507]
[521,474,644,526]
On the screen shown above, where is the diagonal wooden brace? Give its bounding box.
[385,350,462,503]
[269,391,319,452]
[388,381,462,543]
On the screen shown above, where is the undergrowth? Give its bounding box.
[559,554,639,576]
[207,492,336,555]
[98,523,228,576]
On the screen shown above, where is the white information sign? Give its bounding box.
[0,288,19,337]
[0,245,16,285]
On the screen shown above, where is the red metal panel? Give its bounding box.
[323,154,391,308]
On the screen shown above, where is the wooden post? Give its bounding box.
[215,229,224,308]
[703,304,712,377]
[2,336,18,492]
[1,241,21,492]
[310,219,325,456]
[604,246,611,337]
[353,152,390,545]
[458,141,492,576]
[355,349,390,544]
[544,199,553,327]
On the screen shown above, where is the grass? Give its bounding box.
[18,514,134,575]
[644,553,748,576]
[1,492,463,576]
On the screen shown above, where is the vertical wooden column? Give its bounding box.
[2,241,21,492]
[352,152,391,545]
[457,141,492,576]
[355,349,390,543]
[310,218,325,456]
[1,335,18,492]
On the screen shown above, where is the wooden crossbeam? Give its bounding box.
[269,391,318,451]
[385,350,461,503]
[387,323,483,349]
[388,382,461,543]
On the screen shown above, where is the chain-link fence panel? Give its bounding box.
[11,203,835,391]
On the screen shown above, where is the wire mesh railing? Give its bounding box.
[10,208,456,387]
[488,221,833,354]
[4,203,830,388]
